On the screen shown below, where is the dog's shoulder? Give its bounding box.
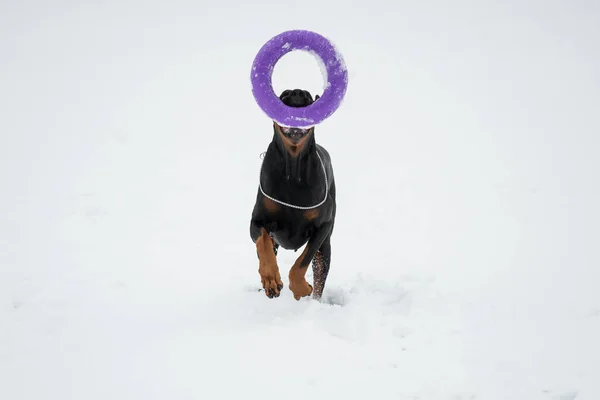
[315,144,334,181]
[316,143,330,159]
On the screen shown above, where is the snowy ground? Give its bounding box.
[1,1,599,399]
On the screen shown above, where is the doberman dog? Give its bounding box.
[250,89,336,300]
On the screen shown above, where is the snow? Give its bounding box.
[307,48,332,92]
[1,1,600,400]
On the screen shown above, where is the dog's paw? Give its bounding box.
[262,276,284,298]
[289,280,313,300]
[259,265,283,299]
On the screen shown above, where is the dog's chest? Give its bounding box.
[269,216,315,251]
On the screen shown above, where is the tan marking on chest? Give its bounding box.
[303,208,319,221]
[263,197,280,213]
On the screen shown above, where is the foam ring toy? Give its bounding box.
[250,30,348,128]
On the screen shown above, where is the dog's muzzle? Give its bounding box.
[280,126,313,142]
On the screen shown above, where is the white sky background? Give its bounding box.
[1,1,599,399]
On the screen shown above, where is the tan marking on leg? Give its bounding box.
[263,197,280,213]
[288,245,313,300]
[256,228,283,298]
[274,123,314,158]
[303,208,319,221]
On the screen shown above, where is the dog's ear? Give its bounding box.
[314,94,320,101]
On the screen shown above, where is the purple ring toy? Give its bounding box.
[250,30,348,128]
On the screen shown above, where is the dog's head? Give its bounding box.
[279,88,319,108]
[274,89,320,145]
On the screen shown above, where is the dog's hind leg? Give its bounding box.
[289,221,332,300]
[312,235,331,300]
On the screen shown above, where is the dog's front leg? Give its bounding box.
[254,226,283,298]
[289,222,333,300]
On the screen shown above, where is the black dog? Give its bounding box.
[250,89,336,300]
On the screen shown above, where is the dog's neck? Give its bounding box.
[272,123,317,183]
